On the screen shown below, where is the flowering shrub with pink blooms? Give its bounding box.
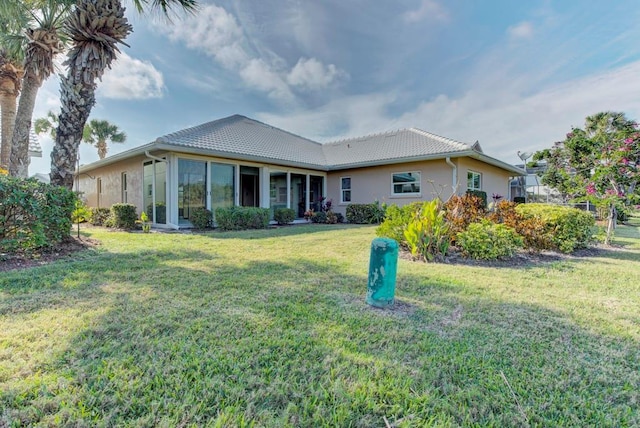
[534,111,640,244]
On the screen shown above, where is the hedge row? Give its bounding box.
[215,206,270,231]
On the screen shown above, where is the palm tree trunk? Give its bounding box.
[0,91,17,169]
[97,139,107,159]
[8,72,42,177]
[50,0,132,189]
[50,75,96,188]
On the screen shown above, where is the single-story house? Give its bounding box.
[78,114,525,228]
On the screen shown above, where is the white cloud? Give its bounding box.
[164,4,246,68]
[99,53,164,100]
[240,58,294,101]
[258,61,640,164]
[507,21,534,40]
[403,0,448,23]
[287,57,347,91]
[159,4,346,102]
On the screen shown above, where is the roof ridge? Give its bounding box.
[158,114,323,147]
[408,127,471,150]
[325,127,411,145]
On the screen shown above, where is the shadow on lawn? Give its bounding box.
[2,255,639,427]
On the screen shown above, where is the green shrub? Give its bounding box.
[403,200,450,262]
[215,206,270,231]
[516,203,595,253]
[0,176,77,252]
[456,220,523,260]
[375,202,422,245]
[466,190,487,207]
[311,211,327,223]
[190,207,212,229]
[73,199,91,223]
[90,207,111,226]
[346,202,386,224]
[335,212,345,223]
[274,208,295,225]
[110,203,137,230]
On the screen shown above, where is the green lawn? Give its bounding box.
[1,221,639,427]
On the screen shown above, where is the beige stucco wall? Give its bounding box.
[326,159,455,215]
[455,157,513,200]
[78,155,146,214]
[326,157,514,215]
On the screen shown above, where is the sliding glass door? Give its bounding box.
[143,160,167,224]
[211,162,235,217]
[178,159,206,225]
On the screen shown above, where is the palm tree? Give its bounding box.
[0,9,27,170]
[36,110,125,160]
[83,119,126,159]
[0,50,23,169]
[1,0,72,178]
[50,0,197,188]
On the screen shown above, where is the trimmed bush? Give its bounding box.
[0,176,76,252]
[346,202,385,224]
[215,206,270,231]
[456,220,523,260]
[110,203,137,230]
[311,211,327,223]
[335,212,345,223]
[516,203,595,253]
[274,208,295,225]
[466,190,487,207]
[190,207,212,229]
[90,207,111,226]
[375,202,422,245]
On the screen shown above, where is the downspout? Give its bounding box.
[144,152,179,230]
[145,151,167,163]
[445,157,457,195]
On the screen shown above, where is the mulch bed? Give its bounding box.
[0,237,100,273]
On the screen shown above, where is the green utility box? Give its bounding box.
[366,238,399,308]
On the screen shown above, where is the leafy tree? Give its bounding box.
[534,111,640,244]
[1,0,72,178]
[83,119,126,159]
[50,0,197,188]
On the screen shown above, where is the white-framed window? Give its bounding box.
[391,171,421,195]
[467,171,482,191]
[340,177,351,203]
[121,172,128,203]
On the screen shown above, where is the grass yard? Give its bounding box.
[1,219,639,427]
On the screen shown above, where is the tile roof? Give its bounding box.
[0,127,42,157]
[28,128,42,157]
[156,115,326,168]
[81,114,524,176]
[323,128,473,168]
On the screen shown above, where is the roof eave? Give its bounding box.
[326,151,469,171]
[78,141,330,173]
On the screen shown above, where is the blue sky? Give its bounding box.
[30,0,640,174]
